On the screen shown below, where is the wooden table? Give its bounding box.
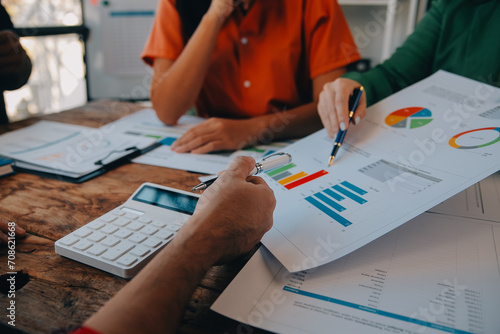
[0,101,271,334]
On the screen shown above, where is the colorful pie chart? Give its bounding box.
[385,107,433,129]
[449,127,500,149]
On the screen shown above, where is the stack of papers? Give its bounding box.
[212,71,500,333]
[0,121,156,182]
[108,109,293,175]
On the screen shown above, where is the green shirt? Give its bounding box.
[344,0,500,106]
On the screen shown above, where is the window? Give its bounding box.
[3,0,87,122]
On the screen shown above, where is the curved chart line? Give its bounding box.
[449,127,500,149]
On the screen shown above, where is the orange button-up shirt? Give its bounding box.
[142,0,360,119]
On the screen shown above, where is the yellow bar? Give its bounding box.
[279,171,308,185]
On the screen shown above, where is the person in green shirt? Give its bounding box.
[318,0,500,138]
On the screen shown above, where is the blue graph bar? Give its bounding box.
[341,181,368,195]
[305,197,352,227]
[333,185,367,204]
[283,286,474,334]
[315,193,345,212]
[324,188,344,201]
[110,11,155,17]
[160,137,177,146]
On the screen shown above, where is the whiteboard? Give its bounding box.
[83,0,158,100]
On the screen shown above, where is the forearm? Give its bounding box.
[151,12,223,125]
[249,102,322,143]
[0,52,31,91]
[84,224,218,334]
[343,0,444,106]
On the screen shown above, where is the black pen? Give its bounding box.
[328,86,364,166]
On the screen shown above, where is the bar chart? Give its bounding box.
[304,181,369,227]
[266,163,329,190]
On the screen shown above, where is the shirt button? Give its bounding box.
[241,37,248,45]
[243,80,251,88]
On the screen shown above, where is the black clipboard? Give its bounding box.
[11,142,162,183]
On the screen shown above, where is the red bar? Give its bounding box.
[284,170,328,190]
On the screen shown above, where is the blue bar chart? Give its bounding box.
[305,181,368,227]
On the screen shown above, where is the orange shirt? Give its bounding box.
[142,0,360,119]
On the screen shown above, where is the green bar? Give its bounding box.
[243,147,267,153]
[266,163,296,177]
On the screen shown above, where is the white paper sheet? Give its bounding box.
[0,121,155,177]
[100,2,155,76]
[428,172,500,223]
[110,109,293,175]
[260,71,500,272]
[212,213,500,334]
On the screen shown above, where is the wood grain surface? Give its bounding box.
[0,101,271,334]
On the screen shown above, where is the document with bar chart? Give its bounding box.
[213,213,500,334]
[261,71,500,272]
[108,109,291,174]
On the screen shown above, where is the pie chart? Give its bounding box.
[385,107,433,129]
[449,127,500,149]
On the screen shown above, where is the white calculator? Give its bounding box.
[55,183,200,278]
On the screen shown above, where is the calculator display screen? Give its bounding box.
[133,185,198,215]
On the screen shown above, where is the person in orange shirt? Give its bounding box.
[142,0,360,154]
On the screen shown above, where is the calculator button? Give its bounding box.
[151,220,166,228]
[166,224,181,232]
[87,232,106,243]
[141,226,159,236]
[102,241,135,261]
[87,220,106,230]
[100,214,117,223]
[58,235,80,246]
[156,231,174,240]
[72,228,93,238]
[87,244,108,256]
[112,210,126,216]
[178,215,189,223]
[143,237,162,249]
[127,221,145,231]
[124,213,139,220]
[73,240,93,251]
[117,254,137,267]
[115,229,133,239]
[138,216,152,224]
[130,245,150,257]
[101,236,120,247]
[101,225,119,235]
[128,233,147,244]
[113,217,131,227]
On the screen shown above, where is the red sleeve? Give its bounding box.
[141,0,185,66]
[305,0,361,78]
[70,326,102,334]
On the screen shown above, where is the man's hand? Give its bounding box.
[170,117,259,154]
[83,156,275,334]
[180,155,275,263]
[318,78,367,138]
[206,0,253,22]
[0,220,26,246]
[0,30,32,89]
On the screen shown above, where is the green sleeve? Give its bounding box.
[343,0,447,106]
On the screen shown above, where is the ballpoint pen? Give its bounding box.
[328,86,364,166]
[191,152,293,191]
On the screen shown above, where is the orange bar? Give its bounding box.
[279,171,308,185]
[285,170,328,190]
